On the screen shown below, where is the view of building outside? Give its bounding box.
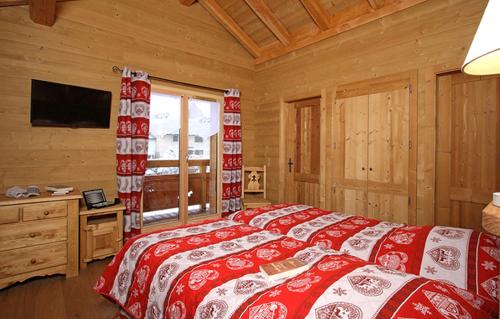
[142,92,220,224]
[146,92,219,175]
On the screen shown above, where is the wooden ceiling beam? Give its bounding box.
[179,0,197,6]
[245,0,291,46]
[29,0,56,26]
[0,0,70,8]
[198,0,261,58]
[366,0,384,10]
[299,0,331,31]
[256,0,429,64]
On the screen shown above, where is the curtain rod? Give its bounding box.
[111,66,228,94]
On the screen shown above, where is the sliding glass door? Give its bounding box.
[142,87,222,230]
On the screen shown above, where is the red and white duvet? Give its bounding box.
[228,204,500,302]
[95,218,497,319]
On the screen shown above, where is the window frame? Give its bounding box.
[141,84,224,233]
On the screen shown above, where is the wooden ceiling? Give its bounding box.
[181,0,430,64]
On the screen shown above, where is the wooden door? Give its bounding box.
[436,72,500,230]
[337,95,368,215]
[285,97,321,206]
[335,72,416,223]
[367,88,411,223]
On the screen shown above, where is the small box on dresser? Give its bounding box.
[0,192,81,289]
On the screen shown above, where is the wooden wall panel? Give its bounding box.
[0,0,256,199]
[253,0,488,227]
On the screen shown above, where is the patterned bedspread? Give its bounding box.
[95,218,497,319]
[228,204,500,301]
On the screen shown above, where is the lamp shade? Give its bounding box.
[462,0,500,75]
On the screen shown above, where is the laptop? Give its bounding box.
[82,189,115,210]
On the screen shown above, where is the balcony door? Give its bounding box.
[142,85,223,231]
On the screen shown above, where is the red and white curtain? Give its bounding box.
[221,89,242,217]
[116,67,151,241]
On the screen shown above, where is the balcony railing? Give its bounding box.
[143,159,215,225]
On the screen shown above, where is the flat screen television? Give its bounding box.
[30,79,112,128]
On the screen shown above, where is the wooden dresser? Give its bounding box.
[0,192,81,289]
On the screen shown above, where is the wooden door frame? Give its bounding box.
[141,84,224,233]
[416,64,460,226]
[278,90,328,208]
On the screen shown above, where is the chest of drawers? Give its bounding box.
[0,192,81,289]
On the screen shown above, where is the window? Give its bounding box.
[142,88,222,229]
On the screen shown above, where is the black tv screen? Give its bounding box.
[30,79,112,128]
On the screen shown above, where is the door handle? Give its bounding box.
[287,158,293,172]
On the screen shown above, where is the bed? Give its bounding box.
[227,204,500,302]
[95,218,497,319]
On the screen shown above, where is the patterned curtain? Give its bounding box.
[116,67,151,241]
[221,89,243,217]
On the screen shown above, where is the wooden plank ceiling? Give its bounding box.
[182,0,429,64]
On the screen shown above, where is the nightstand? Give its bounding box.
[482,202,500,236]
[79,204,124,269]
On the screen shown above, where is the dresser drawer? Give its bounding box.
[23,202,67,221]
[0,218,67,251]
[0,241,67,279]
[0,206,20,225]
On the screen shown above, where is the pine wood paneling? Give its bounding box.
[0,0,256,198]
[254,0,488,227]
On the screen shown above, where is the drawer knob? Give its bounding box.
[29,232,36,238]
[30,258,36,264]
[43,211,50,216]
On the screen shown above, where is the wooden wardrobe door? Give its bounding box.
[338,95,368,215]
[436,73,500,230]
[367,88,410,223]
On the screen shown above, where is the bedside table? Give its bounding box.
[482,202,500,236]
[79,204,125,269]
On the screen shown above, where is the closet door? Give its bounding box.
[367,88,410,223]
[335,71,416,223]
[338,95,368,215]
[436,72,500,230]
